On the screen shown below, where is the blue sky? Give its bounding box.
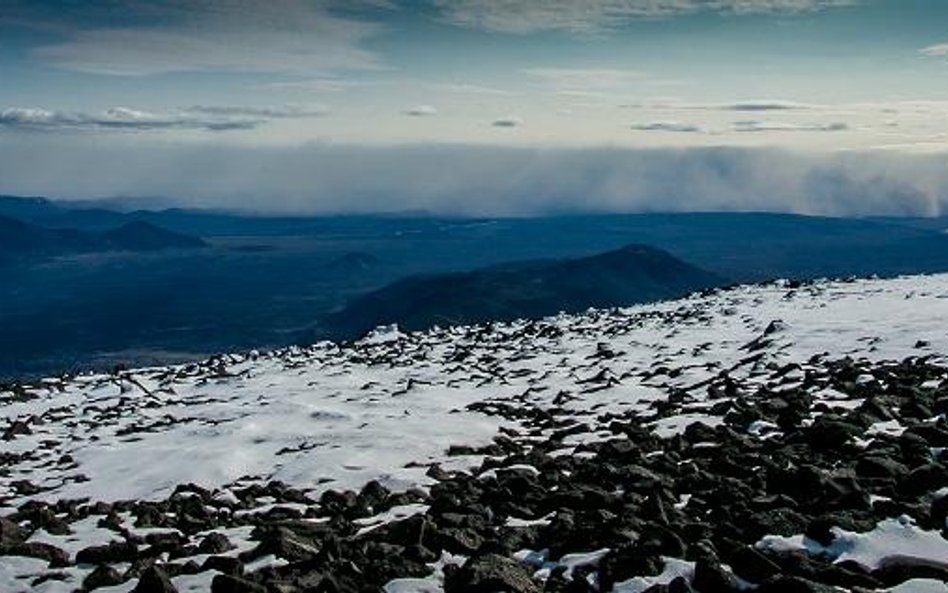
[1,1,947,213]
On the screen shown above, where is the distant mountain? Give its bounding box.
[323,252,383,274]
[0,215,206,257]
[326,244,725,337]
[101,220,206,251]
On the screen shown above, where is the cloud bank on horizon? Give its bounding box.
[0,0,947,214]
[1,140,946,218]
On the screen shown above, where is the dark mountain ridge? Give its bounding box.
[0,214,206,257]
[325,244,725,337]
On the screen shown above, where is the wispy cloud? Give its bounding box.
[920,43,948,57]
[492,116,523,128]
[427,82,517,96]
[186,104,331,118]
[266,78,373,93]
[404,105,438,117]
[0,107,255,132]
[722,100,812,111]
[732,120,849,132]
[524,68,645,89]
[630,121,705,133]
[30,0,384,76]
[0,104,328,132]
[434,0,857,34]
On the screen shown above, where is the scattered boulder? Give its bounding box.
[444,553,540,593]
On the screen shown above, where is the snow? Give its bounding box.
[651,413,725,437]
[756,516,948,572]
[4,274,948,506]
[27,516,124,562]
[613,557,695,593]
[867,419,907,438]
[3,274,948,591]
[382,551,466,593]
[505,512,555,528]
[354,503,430,536]
[889,580,948,593]
[515,547,611,581]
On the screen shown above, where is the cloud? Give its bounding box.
[29,1,384,76]
[0,107,259,132]
[0,141,946,217]
[0,104,328,132]
[733,120,849,132]
[492,116,523,128]
[427,82,517,96]
[722,100,811,111]
[185,104,331,118]
[630,121,704,133]
[434,0,856,34]
[920,43,948,57]
[524,68,645,89]
[266,78,371,93]
[404,105,438,117]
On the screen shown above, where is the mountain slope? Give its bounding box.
[100,220,207,251]
[1,274,947,593]
[327,244,725,336]
[0,214,206,257]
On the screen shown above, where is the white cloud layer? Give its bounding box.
[1,141,945,218]
[434,0,856,33]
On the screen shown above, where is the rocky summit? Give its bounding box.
[1,274,948,593]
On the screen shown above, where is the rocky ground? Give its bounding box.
[1,275,947,592]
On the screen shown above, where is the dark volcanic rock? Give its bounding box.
[201,555,244,576]
[76,540,138,565]
[756,576,840,593]
[83,564,125,589]
[0,517,26,547]
[198,532,234,555]
[131,565,178,593]
[6,541,70,566]
[445,553,541,593]
[211,574,267,593]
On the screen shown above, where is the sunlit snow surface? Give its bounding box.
[2,275,948,592]
[2,274,947,507]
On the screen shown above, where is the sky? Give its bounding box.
[1,0,948,215]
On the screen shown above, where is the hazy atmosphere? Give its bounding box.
[2,0,948,214]
[4,4,948,593]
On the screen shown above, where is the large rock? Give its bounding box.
[5,541,69,566]
[76,540,138,565]
[131,565,177,593]
[444,553,540,593]
[0,517,26,548]
[83,564,125,589]
[211,574,267,593]
[756,576,840,593]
